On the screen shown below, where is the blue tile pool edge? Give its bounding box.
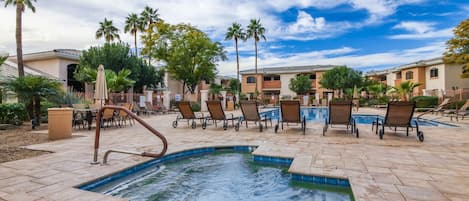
[77,146,352,191]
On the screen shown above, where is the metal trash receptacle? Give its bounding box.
[48,108,73,140]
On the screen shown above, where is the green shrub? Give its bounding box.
[0,103,28,125]
[411,96,438,108]
[190,102,201,112]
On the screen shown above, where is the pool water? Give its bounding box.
[92,153,353,201]
[263,108,455,127]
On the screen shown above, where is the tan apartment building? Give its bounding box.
[240,65,338,102]
[6,49,81,90]
[365,57,469,97]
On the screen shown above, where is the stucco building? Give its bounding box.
[365,57,469,97]
[240,65,338,102]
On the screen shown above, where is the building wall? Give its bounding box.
[280,73,296,97]
[386,73,396,87]
[445,64,469,90]
[241,74,263,94]
[425,63,446,91]
[24,59,61,78]
[401,67,426,95]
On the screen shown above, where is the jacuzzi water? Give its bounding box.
[91,153,353,201]
[263,108,456,127]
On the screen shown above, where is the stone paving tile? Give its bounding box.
[0,108,467,200]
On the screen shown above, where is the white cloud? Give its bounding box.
[389,21,453,39]
[287,11,326,33]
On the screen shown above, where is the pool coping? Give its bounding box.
[77,145,353,196]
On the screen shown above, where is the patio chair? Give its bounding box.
[417,98,451,118]
[172,101,206,129]
[323,100,359,138]
[372,101,424,142]
[118,103,133,126]
[203,100,240,131]
[239,101,272,132]
[274,100,306,134]
[102,108,117,128]
[145,102,157,115]
[445,99,469,121]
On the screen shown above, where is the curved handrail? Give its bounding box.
[92,105,168,164]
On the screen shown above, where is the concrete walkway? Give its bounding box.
[0,108,468,201]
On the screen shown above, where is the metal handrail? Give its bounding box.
[92,105,168,164]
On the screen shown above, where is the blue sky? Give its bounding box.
[0,0,468,76]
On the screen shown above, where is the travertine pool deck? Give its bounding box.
[1,108,469,201]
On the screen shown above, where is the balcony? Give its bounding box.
[263,80,281,89]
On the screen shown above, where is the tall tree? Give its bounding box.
[289,75,312,95]
[319,66,363,97]
[246,19,266,97]
[151,23,226,99]
[76,43,159,92]
[96,18,120,43]
[3,0,37,77]
[124,13,143,57]
[140,6,160,65]
[225,22,245,81]
[443,18,469,79]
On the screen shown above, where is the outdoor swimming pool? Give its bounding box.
[79,147,354,201]
[263,108,456,127]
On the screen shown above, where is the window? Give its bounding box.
[273,75,280,80]
[380,76,386,81]
[246,76,256,83]
[430,68,438,78]
[405,71,413,80]
[309,74,316,80]
[396,72,402,79]
[263,76,271,81]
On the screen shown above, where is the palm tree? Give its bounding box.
[5,75,61,126]
[124,13,143,57]
[246,19,266,97]
[140,6,159,65]
[392,81,422,101]
[3,0,37,77]
[225,22,245,81]
[140,6,159,29]
[96,18,120,43]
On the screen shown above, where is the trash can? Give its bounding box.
[48,108,73,140]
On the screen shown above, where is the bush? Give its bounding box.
[411,96,438,108]
[190,102,201,112]
[447,100,466,109]
[0,103,28,125]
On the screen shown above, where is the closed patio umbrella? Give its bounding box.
[353,85,359,99]
[94,65,108,106]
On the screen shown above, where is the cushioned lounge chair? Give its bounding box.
[445,99,469,121]
[323,100,359,138]
[172,101,205,129]
[417,98,450,118]
[203,101,240,131]
[274,100,306,134]
[373,101,424,142]
[239,101,272,132]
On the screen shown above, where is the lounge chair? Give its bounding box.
[239,101,272,132]
[373,101,424,142]
[144,102,157,115]
[203,100,240,131]
[323,100,359,138]
[417,98,450,118]
[274,100,306,134]
[172,101,205,129]
[445,99,469,121]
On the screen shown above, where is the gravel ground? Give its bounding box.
[0,123,51,163]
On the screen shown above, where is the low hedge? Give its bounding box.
[0,103,28,125]
[411,96,438,108]
[190,102,201,112]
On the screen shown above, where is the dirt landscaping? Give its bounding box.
[0,123,51,163]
